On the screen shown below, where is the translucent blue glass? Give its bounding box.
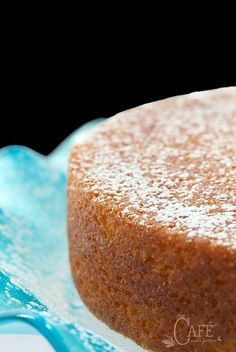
[0,120,144,352]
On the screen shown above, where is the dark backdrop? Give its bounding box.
[1,27,235,154]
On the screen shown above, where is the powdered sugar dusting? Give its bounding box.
[70,88,236,250]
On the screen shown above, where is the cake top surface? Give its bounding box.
[70,87,236,250]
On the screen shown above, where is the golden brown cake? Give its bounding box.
[68,88,236,352]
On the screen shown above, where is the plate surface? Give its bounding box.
[0,120,145,352]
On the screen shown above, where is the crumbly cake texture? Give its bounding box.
[68,88,236,352]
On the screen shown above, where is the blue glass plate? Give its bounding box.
[0,120,145,352]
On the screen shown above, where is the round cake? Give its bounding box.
[68,88,236,352]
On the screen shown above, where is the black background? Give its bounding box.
[1,26,235,154]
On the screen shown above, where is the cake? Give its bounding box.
[68,88,236,352]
